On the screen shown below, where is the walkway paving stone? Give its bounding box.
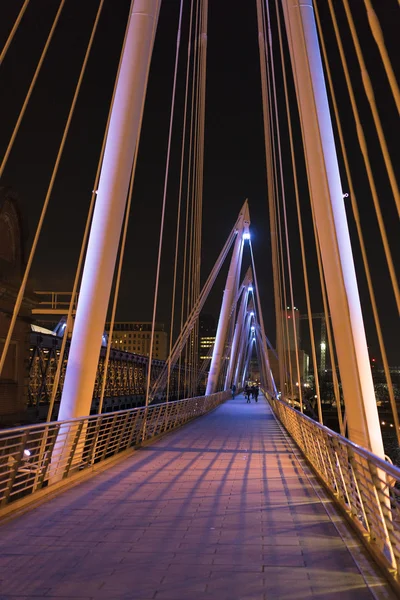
[0,395,395,599]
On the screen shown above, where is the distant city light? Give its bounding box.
[320,342,326,350]
[250,311,254,317]
[248,286,253,292]
[251,326,255,331]
[242,232,251,240]
[24,449,31,457]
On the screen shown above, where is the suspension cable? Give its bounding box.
[314,0,399,442]
[0,0,101,378]
[255,0,285,399]
[167,0,195,402]
[341,0,399,217]
[249,242,275,396]
[261,1,293,403]
[145,0,186,406]
[99,158,136,413]
[46,0,127,421]
[362,0,400,115]
[324,0,400,313]
[274,0,323,422]
[0,0,65,178]
[264,0,303,411]
[102,0,161,412]
[179,0,200,398]
[0,0,30,66]
[151,226,237,397]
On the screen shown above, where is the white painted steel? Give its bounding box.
[0,391,229,512]
[224,270,252,391]
[280,0,384,456]
[60,0,161,421]
[206,201,250,395]
[268,394,400,588]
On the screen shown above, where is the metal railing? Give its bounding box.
[268,395,400,588]
[28,331,205,412]
[0,391,229,512]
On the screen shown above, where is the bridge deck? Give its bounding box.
[0,395,394,600]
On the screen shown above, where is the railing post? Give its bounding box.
[34,425,60,491]
[63,421,84,479]
[1,432,28,507]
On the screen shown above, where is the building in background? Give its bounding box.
[0,188,36,425]
[199,314,216,361]
[267,307,308,393]
[105,322,168,360]
[267,349,309,393]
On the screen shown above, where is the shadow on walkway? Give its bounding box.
[0,394,394,599]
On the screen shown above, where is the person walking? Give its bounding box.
[254,385,259,402]
[231,384,236,399]
[245,385,251,403]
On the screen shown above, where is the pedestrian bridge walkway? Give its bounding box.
[0,395,395,599]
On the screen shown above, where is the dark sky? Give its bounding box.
[0,0,399,364]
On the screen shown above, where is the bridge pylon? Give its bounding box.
[224,268,252,391]
[206,200,250,395]
[280,0,384,456]
[58,0,161,422]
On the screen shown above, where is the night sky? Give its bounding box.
[0,1,399,364]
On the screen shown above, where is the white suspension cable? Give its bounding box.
[151,226,237,397]
[362,0,400,115]
[0,0,101,378]
[47,0,131,420]
[167,0,196,402]
[264,0,303,409]
[145,0,185,407]
[0,0,65,178]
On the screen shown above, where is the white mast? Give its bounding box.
[280,0,384,456]
[206,201,250,395]
[59,0,161,420]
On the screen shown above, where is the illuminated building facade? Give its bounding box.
[105,322,168,360]
[199,314,216,361]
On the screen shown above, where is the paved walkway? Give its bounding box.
[0,395,395,600]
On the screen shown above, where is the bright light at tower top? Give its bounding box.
[242,224,251,240]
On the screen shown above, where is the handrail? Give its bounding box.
[268,394,400,589]
[0,391,229,513]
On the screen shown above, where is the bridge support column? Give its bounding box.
[234,309,252,388]
[58,0,161,421]
[241,336,254,389]
[224,280,250,391]
[206,201,250,395]
[280,0,384,456]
